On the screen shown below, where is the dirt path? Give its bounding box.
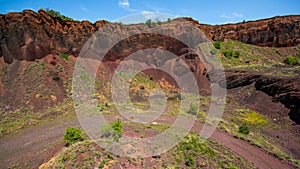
[0,115,296,169]
[0,118,80,168]
[192,122,295,169]
[211,131,291,169]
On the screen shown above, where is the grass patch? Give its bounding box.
[219,108,294,164]
[0,99,75,138]
[168,133,254,168]
[235,109,268,126]
[60,54,69,60]
[144,123,170,131]
[41,133,254,169]
[217,40,285,70]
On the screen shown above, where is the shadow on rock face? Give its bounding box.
[288,108,300,125]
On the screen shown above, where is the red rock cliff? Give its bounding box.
[0,10,299,64]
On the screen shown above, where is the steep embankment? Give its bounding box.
[0,10,299,116]
[0,10,299,64]
[197,16,300,47]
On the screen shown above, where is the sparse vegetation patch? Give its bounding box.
[284,56,299,65]
[63,127,84,146]
[39,8,74,21]
[60,54,69,60]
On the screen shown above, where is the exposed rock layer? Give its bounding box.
[224,70,300,124]
[0,10,299,123]
[0,10,300,64]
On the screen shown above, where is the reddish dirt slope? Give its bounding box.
[0,116,297,169]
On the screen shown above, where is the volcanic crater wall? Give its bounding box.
[197,15,300,47]
[0,10,300,64]
[0,10,300,120]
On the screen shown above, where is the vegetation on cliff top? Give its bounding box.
[39,8,74,21]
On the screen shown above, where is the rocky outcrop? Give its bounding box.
[223,70,300,124]
[196,15,300,47]
[0,10,107,64]
[0,10,300,64]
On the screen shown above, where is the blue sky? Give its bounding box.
[0,0,299,24]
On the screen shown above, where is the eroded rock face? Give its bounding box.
[197,15,300,47]
[223,70,300,124]
[0,10,107,64]
[0,10,299,64]
[0,10,300,115]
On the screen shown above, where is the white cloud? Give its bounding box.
[141,11,157,19]
[220,14,231,19]
[220,12,243,19]
[80,6,88,12]
[118,0,139,12]
[119,0,130,7]
[233,12,243,18]
[116,1,174,22]
[145,5,170,13]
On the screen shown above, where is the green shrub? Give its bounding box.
[40,8,74,21]
[222,50,240,59]
[99,160,106,168]
[213,41,221,49]
[284,56,299,65]
[112,119,122,141]
[162,161,167,168]
[145,19,152,27]
[188,103,198,115]
[232,51,240,58]
[238,110,268,126]
[238,123,250,134]
[223,51,232,59]
[63,127,84,146]
[149,75,154,81]
[167,18,171,23]
[228,164,240,169]
[156,19,162,25]
[185,155,195,166]
[95,151,101,158]
[1,68,7,74]
[106,153,114,160]
[104,101,111,108]
[60,53,69,60]
[100,122,113,138]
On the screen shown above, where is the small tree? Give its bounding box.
[188,103,198,115]
[167,18,171,23]
[112,119,123,141]
[213,41,221,49]
[64,127,84,146]
[238,123,250,134]
[145,19,152,27]
[100,122,113,138]
[185,155,195,166]
[155,18,161,25]
[284,56,299,65]
[232,51,240,58]
[223,51,233,59]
